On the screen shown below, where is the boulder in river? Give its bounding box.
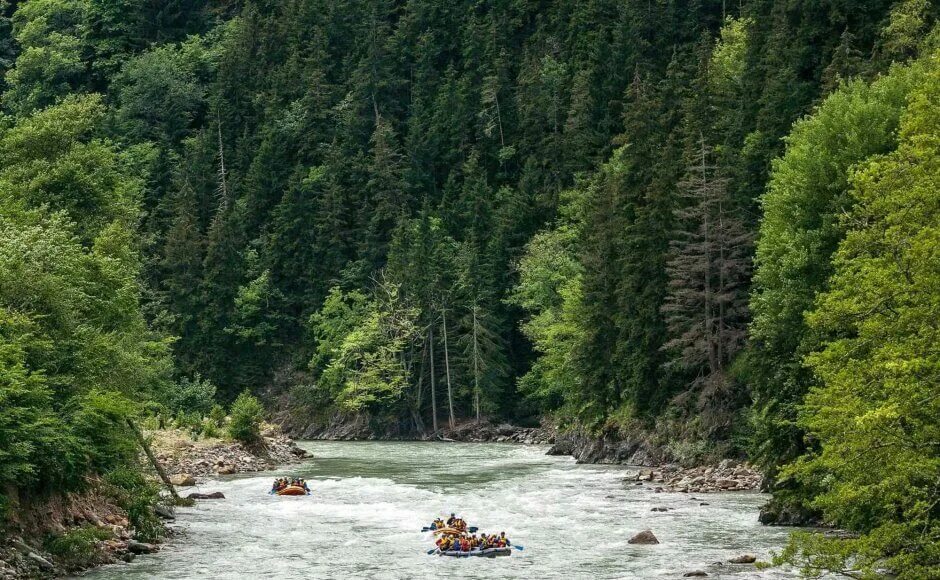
[651,507,669,512]
[728,554,757,564]
[217,464,236,475]
[187,491,226,500]
[127,540,158,554]
[683,571,708,577]
[627,529,659,545]
[153,504,176,519]
[169,473,196,486]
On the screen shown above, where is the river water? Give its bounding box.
[86,441,801,579]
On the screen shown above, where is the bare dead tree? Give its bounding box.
[662,134,753,419]
[441,300,455,429]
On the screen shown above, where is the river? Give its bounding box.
[85,441,801,579]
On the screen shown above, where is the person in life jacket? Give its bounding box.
[446,513,457,526]
[498,532,510,547]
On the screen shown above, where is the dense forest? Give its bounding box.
[0,0,938,576]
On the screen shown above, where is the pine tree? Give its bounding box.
[662,136,751,431]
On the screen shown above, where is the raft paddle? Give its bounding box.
[427,548,437,555]
[513,545,524,551]
[422,525,478,533]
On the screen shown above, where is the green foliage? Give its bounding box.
[162,374,216,417]
[774,52,940,578]
[173,409,202,434]
[199,418,220,439]
[748,63,923,471]
[709,17,751,94]
[112,37,212,144]
[0,308,75,490]
[227,390,264,444]
[208,404,226,427]
[0,85,172,508]
[102,466,163,543]
[308,287,372,379]
[315,281,418,413]
[508,188,586,413]
[44,524,112,570]
[879,0,934,62]
[0,1,935,570]
[2,0,86,115]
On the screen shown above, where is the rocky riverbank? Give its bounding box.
[546,428,667,466]
[0,484,158,579]
[284,414,554,445]
[291,415,765,495]
[436,421,554,444]
[0,426,308,579]
[627,459,764,493]
[548,429,763,492]
[150,425,308,484]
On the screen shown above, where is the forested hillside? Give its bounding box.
[0,0,937,576]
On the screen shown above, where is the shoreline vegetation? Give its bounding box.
[0,421,766,580]
[0,423,306,580]
[290,418,766,493]
[0,0,937,578]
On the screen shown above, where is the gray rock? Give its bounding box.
[154,504,176,519]
[728,554,757,564]
[627,529,659,545]
[169,473,196,486]
[10,539,35,555]
[759,498,820,526]
[187,491,225,500]
[126,540,158,554]
[27,553,54,571]
[683,571,708,577]
[651,507,669,512]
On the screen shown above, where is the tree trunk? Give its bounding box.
[412,340,428,433]
[127,418,180,501]
[429,326,438,432]
[472,305,481,423]
[700,136,717,375]
[216,120,229,213]
[717,200,726,369]
[442,304,455,429]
